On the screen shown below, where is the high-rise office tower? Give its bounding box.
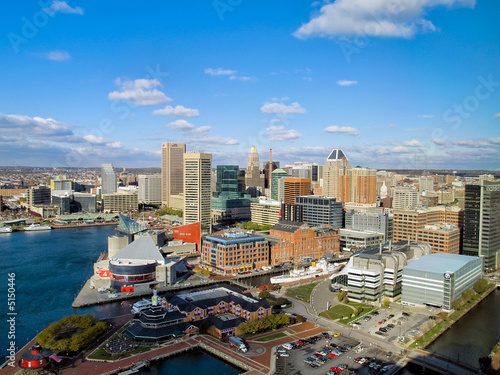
[244,146,265,195]
[161,143,186,207]
[183,152,212,231]
[340,167,378,204]
[138,174,162,205]
[322,148,350,200]
[284,178,311,205]
[463,181,500,269]
[101,164,116,195]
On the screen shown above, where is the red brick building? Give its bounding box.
[269,220,340,265]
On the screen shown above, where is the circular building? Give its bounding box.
[109,235,165,291]
[20,343,52,369]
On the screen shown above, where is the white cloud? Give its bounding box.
[108,78,171,106]
[494,113,500,119]
[43,50,71,61]
[205,68,254,81]
[337,80,358,86]
[262,125,302,141]
[490,137,500,144]
[393,146,409,153]
[153,105,200,117]
[323,125,360,136]
[188,136,239,145]
[83,135,106,144]
[260,102,306,115]
[454,139,494,148]
[421,114,434,118]
[403,140,423,147]
[190,125,211,134]
[44,1,84,15]
[167,120,195,131]
[204,68,237,76]
[229,75,252,81]
[293,0,475,39]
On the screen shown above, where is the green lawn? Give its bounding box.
[321,302,373,323]
[320,304,355,320]
[286,282,319,303]
[254,332,287,342]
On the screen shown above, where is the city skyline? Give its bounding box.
[1,1,499,170]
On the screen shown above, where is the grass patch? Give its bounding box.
[286,282,319,303]
[254,332,287,342]
[320,302,373,324]
[88,344,150,361]
[320,305,355,320]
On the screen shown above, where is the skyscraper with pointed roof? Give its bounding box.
[322,148,350,200]
[244,146,265,196]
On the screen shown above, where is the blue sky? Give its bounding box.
[1,0,499,170]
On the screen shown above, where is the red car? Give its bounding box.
[330,367,342,373]
[296,340,304,345]
[328,353,338,358]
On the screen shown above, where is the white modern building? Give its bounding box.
[402,253,484,311]
[138,174,162,205]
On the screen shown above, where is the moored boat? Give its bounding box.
[0,226,13,233]
[270,259,344,284]
[24,224,52,231]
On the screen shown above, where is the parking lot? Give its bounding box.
[348,307,434,344]
[274,331,396,375]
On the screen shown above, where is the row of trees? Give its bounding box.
[452,278,492,311]
[238,221,272,231]
[237,313,291,334]
[36,314,108,353]
[157,206,183,218]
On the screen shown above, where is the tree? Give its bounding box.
[272,297,290,307]
[473,278,490,294]
[382,297,390,307]
[258,290,271,299]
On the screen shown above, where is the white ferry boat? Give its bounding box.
[0,226,12,233]
[131,298,153,313]
[24,224,52,231]
[270,259,344,284]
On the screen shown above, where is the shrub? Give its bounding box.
[258,290,271,299]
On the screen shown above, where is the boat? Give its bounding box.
[24,224,52,231]
[131,299,152,313]
[0,226,12,233]
[270,259,344,284]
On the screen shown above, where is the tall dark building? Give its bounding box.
[463,181,500,270]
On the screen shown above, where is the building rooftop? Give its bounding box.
[326,148,347,161]
[111,236,165,264]
[271,220,307,233]
[404,253,480,274]
[117,213,147,235]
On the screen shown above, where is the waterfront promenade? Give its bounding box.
[0,321,324,375]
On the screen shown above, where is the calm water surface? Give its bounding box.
[2,226,499,373]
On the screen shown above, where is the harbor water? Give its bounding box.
[2,225,499,373]
[0,226,242,375]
